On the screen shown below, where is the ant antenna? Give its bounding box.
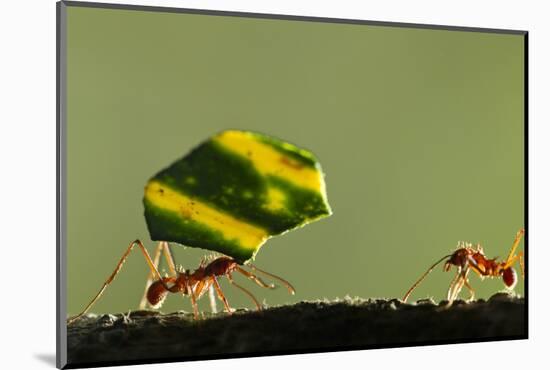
[248,264,296,295]
[402,254,453,302]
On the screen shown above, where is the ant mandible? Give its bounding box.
[402,228,524,305]
[67,240,295,325]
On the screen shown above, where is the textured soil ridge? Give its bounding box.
[67,293,525,366]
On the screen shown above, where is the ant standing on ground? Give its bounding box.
[402,228,525,305]
[67,240,295,325]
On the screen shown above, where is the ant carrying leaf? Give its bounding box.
[68,130,331,324]
[67,241,295,324]
[403,228,524,305]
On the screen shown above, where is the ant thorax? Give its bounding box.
[469,251,500,277]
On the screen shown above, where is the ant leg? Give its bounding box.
[208,285,218,314]
[451,268,470,302]
[463,280,475,302]
[186,279,209,319]
[448,267,472,305]
[162,242,177,274]
[462,275,475,302]
[503,251,524,274]
[202,263,219,313]
[193,280,220,316]
[520,253,524,277]
[139,241,165,309]
[454,277,465,301]
[450,276,464,302]
[211,276,233,314]
[68,240,166,325]
[247,264,296,294]
[446,270,461,305]
[227,274,262,310]
[139,242,178,309]
[193,279,207,299]
[185,279,200,319]
[505,228,525,266]
[235,266,275,289]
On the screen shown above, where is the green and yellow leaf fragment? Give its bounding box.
[143,130,332,263]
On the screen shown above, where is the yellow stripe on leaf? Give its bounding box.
[214,130,323,193]
[145,180,269,250]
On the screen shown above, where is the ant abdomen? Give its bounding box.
[502,267,517,289]
[146,277,175,308]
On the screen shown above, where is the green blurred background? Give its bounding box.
[66,6,524,316]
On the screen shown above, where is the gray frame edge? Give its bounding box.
[61,0,527,35]
[56,1,68,368]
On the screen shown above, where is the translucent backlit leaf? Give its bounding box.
[143,130,331,263]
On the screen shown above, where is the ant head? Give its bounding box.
[446,249,469,270]
[502,267,518,289]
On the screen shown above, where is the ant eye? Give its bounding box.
[502,267,517,289]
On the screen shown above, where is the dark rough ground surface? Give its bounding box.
[67,293,525,367]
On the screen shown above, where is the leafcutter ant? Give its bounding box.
[67,240,295,324]
[402,228,524,305]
